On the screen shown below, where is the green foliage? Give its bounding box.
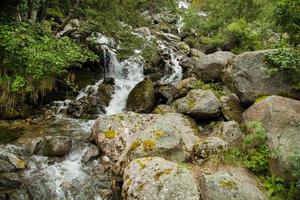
[225,121,270,173]
[289,150,300,178]
[274,0,300,46]
[0,22,97,108]
[266,48,300,89]
[183,0,293,53]
[191,80,226,97]
[263,175,299,200]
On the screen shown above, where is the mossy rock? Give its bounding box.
[0,127,24,144]
[126,80,157,113]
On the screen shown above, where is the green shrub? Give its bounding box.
[265,48,300,89]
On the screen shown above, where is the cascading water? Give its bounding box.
[158,40,183,85]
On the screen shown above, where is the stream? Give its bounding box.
[0,1,191,199]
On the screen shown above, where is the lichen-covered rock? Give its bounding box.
[194,137,228,159]
[220,94,245,123]
[91,112,200,172]
[126,80,156,113]
[185,51,235,81]
[122,157,200,200]
[81,144,100,162]
[152,105,176,114]
[243,96,300,180]
[212,121,243,146]
[0,172,22,189]
[222,50,300,104]
[200,168,268,200]
[42,136,72,157]
[173,89,221,120]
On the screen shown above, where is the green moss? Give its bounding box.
[0,127,24,143]
[104,128,117,139]
[220,180,238,190]
[136,159,146,170]
[154,168,173,181]
[255,95,269,103]
[143,139,156,151]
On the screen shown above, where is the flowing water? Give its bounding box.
[1,8,188,198]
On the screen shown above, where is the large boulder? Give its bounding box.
[194,137,229,159]
[91,112,200,172]
[126,80,156,113]
[243,96,300,180]
[122,157,200,200]
[184,51,235,81]
[222,50,300,104]
[200,167,267,200]
[173,89,221,120]
[42,136,72,157]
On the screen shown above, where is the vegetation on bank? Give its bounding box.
[224,121,300,200]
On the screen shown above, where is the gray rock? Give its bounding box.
[42,136,72,157]
[158,77,197,102]
[122,157,200,200]
[186,51,235,81]
[220,94,245,123]
[243,96,300,180]
[222,50,300,104]
[212,121,243,146]
[126,80,156,113]
[173,89,221,119]
[194,137,229,159]
[91,112,200,173]
[134,27,151,37]
[0,159,15,172]
[200,168,268,200]
[82,144,100,162]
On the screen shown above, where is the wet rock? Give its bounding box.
[91,112,200,172]
[222,50,300,104]
[175,41,190,54]
[186,51,235,81]
[7,189,30,200]
[122,157,200,200]
[190,48,205,58]
[152,105,176,114]
[126,80,156,113]
[200,167,268,200]
[243,96,300,180]
[42,136,72,157]
[220,94,245,123]
[0,152,26,170]
[0,173,22,189]
[133,27,151,37]
[173,89,221,120]
[0,160,15,172]
[212,121,243,146]
[82,144,100,162]
[194,137,228,159]
[17,137,43,155]
[98,82,115,110]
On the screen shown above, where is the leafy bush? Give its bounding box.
[274,0,300,46]
[0,22,97,108]
[266,48,300,89]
